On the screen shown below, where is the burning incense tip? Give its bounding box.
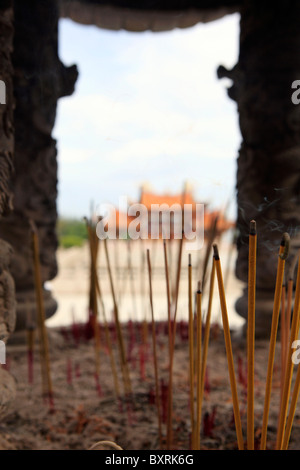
[281,232,290,245]
[249,220,256,235]
[213,244,219,260]
[197,281,202,294]
[188,253,192,266]
[279,233,290,260]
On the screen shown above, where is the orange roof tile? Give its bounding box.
[140,191,196,209]
[106,193,234,234]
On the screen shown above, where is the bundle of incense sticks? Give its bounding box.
[211,225,300,450]
[163,214,218,449]
[209,225,300,451]
[188,253,213,451]
[30,220,54,411]
[85,217,120,400]
[276,247,300,450]
[261,232,290,450]
[79,213,300,450]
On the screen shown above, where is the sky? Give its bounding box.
[54,13,241,221]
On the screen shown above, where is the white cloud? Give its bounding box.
[55,13,240,217]
[57,146,95,163]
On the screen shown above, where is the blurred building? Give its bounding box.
[105,188,234,240]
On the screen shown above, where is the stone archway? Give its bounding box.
[1,0,300,346]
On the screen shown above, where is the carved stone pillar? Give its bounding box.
[218,0,300,337]
[0,0,78,330]
[0,0,16,416]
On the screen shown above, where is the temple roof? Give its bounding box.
[140,190,195,208]
[59,0,240,32]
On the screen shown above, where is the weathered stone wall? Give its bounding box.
[59,0,240,32]
[0,0,78,330]
[219,0,300,336]
[0,0,16,417]
[0,0,14,217]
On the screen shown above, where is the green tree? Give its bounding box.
[57,218,88,248]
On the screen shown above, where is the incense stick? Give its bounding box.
[30,221,54,410]
[195,281,202,450]
[282,350,300,449]
[171,181,186,305]
[188,254,195,448]
[276,282,287,442]
[213,244,244,450]
[276,251,300,450]
[200,215,218,294]
[260,233,289,450]
[85,218,101,381]
[163,239,172,359]
[280,254,300,450]
[104,236,132,396]
[247,220,257,450]
[280,284,287,406]
[140,241,148,344]
[201,258,216,393]
[147,249,163,448]
[166,232,184,449]
[127,240,138,321]
[163,238,174,449]
[285,278,293,350]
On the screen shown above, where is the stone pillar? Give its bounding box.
[218,0,300,337]
[0,0,16,416]
[0,0,78,330]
